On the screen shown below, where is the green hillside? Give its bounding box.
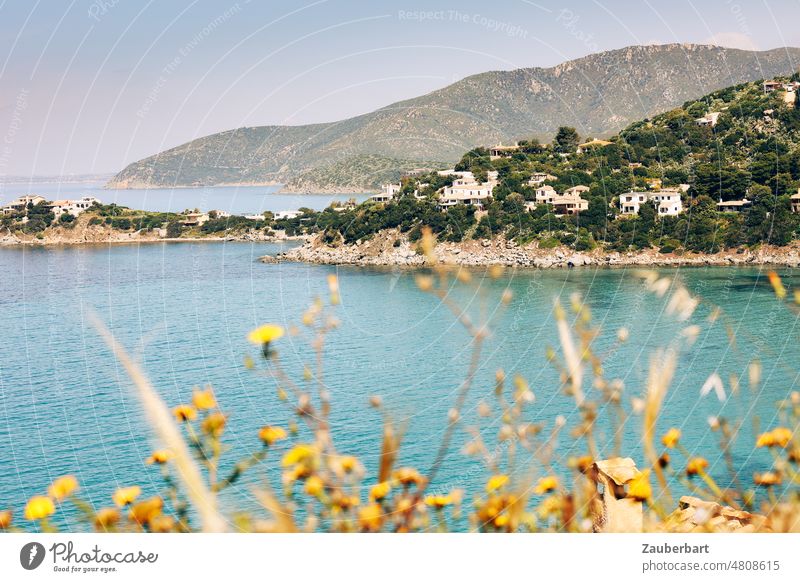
[108,44,800,192]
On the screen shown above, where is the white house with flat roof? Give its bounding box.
[551,195,589,216]
[620,190,683,217]
[528,172,557,186]
[717,198,752,213]
[370,183,402,202]
[792,190,800,214]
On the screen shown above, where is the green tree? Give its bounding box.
[553,126,580,154]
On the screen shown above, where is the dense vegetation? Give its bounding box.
[277,77,800,253]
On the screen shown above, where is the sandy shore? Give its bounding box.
[276,230,800,269]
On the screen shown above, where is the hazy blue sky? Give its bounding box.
[1,0,799,175]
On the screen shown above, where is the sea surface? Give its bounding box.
[0,242,798,531]
[0,181,370,215]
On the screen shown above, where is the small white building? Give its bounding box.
[717,198,752,213]
[791,191,800,214]
[370,183,402,202]
[564,185,590,197]
[528,172,557,186]
[695,112,720,127]
[619,192,648,215]
[551,195,589,216]
[274,210,302,220]
[649,190,683,216]
[182,211,210,226]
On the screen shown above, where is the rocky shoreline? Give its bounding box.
[274,231,800,269]
[0,222,303,247]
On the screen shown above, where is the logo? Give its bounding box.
[20,542,46,570]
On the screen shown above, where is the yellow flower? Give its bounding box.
[94,507,120,530]
[24,496,55,520]
[282,444,316,467]
[146,450,172,465]
[148,514,176,533]
[358,503,383,531]
[534,476,558,495]
[0,510,12,529]
[753,471,782,487]
[113,485,142,507]
[661,428,681,449]
[686,457,709,477]
[486,474,509,493]
[128,496,163,526]
[393,467,426,487]
[370,481,391,501]
[627,469,652,502]
[192,388,217,410]
[201,412,227,437]
[48,475,79,500]
[767,271,786,299]
[756,431,777,448]
[258,426,287,446]
[337,455,359,473]
[424,495,453,508]
[247,324,285,345]
[304,475,325,497]
[758,427,793,448]
[172,404,197,422]
[569,455,594,474]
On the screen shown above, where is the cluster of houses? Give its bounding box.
[370,170,800,220]
[1,194,101,221]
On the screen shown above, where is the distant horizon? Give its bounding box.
[3,0,800,176]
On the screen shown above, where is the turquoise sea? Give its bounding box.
[0,241,798,531]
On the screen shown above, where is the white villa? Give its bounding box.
[47,196,101,219]
[551,195,589,216]
[439,171,498,210]
[370,183,402,203]
[619,190,683,217]
[1,195,46,215]
[792,190,800,214]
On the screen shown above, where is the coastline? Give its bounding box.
[0,224,306,248]
[277,231,800,269]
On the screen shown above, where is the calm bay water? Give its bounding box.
[0,242,798,530]
[0,181,370,214]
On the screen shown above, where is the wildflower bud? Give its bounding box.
[617,327,629,342]
[448,408,459,423]
[501,289,513,305]
[369,395,382,408]
[456,269,472,283]
[488,265,504,279]
[477,401,491,417]
[415,275,434,292]
[0,510,12,530]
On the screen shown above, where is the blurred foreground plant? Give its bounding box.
[2,232,799,533]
